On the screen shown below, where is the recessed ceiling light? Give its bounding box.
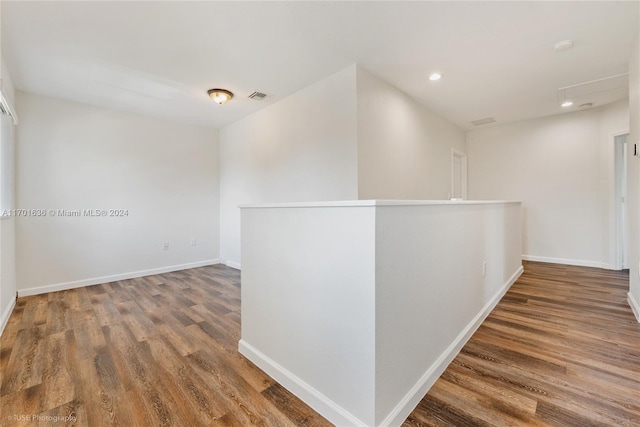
[208,89,233,104]
[561,100,573,107]
[554,40,574,52]
[429,73,442,81]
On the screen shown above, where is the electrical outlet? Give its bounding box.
[191,239,197,246]
[482,261,487,277]
[163,242,169,251]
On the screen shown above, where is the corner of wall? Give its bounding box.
[218,64,360,266]
[212,127,222,260]
[628,292,640,322]
[355,65,370,199]
[354,65,466,200]
[15,94,221,291]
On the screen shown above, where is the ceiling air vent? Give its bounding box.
[471,117,496,126]
[248,91,268,100]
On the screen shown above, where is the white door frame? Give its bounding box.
[611,130,629,270]
[451,149,468,200]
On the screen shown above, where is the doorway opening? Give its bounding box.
[613,132,629,270]
[451,149,468,200]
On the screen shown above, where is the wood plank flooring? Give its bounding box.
[1,261,639,426]
[405,262,640,427]
[0,265,330,427]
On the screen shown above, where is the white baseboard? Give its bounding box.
[239,340,366,427]
[522,254,610,269]
[628,292,640,323]
[0,297,16,336]
[380,265,524,427]
[221,259,241,270]
[18,259,221,297]
[240,265,524,427]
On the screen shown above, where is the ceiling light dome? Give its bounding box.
[429,72,442,81]
[208,89,233,104]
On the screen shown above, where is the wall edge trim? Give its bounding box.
[628,292,640,323]
[221,259,242,270]
[380,265,524,427]
[239,339,367,427]
[522,254,610,269]
[17,259,221,297]
[0,297,16,336]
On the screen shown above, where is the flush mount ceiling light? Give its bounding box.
[561,100,574,107]
[554,40,574,52]
[208,89,233,104]
[429,72,442,81]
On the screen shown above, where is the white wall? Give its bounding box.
[467,101,629,268]
[239,200,522,426]
[219,66,359,267]
[356,67,466,199]
[15,92,220,294]
[374,202,522,425]
[600,101,632,269]
[628,33,640,321]
[0,55,17,334]
[240,203,376,426]
[220,64,469,267]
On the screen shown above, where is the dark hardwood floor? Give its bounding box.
[1,261,639,426]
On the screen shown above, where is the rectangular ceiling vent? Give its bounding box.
[471,117,496,126]
[248,91,268,100]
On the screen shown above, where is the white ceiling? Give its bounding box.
[2,1,638,130]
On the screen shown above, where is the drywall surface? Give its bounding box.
[15,92,219,293]
[220,65,471,267]
[467,101,629,268]
[219,65,359,267]
[373,202,522,424]
[600,100,632,269]
[241,204,376,425]
[357,67,466,200]
[240,200,522,426]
